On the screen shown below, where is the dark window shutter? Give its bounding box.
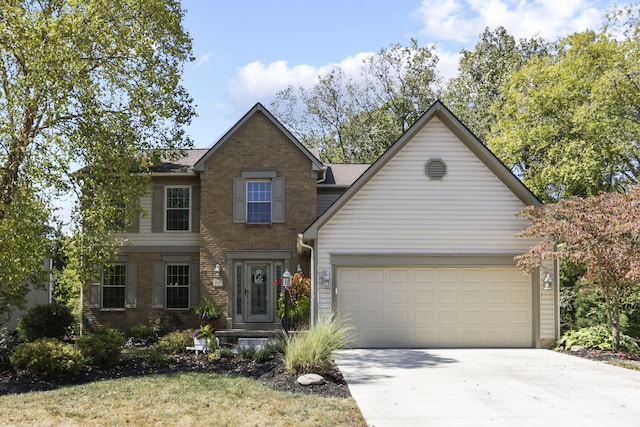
[233,178,246,223]
[125,262,137,308]
[189,262,200,309]
[272,177,285,223]
[192,185,200,233]
[88,283,100,308]
[151,185,164,232]
[152,262,165,308]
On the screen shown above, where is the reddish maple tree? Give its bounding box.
[516,186,640,351]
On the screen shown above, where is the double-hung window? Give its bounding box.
[102,264,126,309]
[166,264,190,309]
[166,186,190,231]
[247,181,272,223]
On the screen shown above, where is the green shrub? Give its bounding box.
[129,324,153,339]
[151,329,193,355]
[76,328,125,367]
[0,328,20,372]
[238,345,257,360]
[214,347,235,359]
[10,339,84,379]
[18,303,75,341]
[283,314,353,375]
[556,325,640,353]
[253,347,272,364]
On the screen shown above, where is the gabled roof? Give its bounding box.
[321,164,371,187]
[150,149,209,173]
[193,103,324,172]
[303,100,540,239]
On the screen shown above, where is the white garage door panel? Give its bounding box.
[337,266,532,348]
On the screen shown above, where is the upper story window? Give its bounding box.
[233,172,284,224]
[247,181,272,223]
[166,186,190,231]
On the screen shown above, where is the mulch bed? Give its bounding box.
[0,352,352,398]
[557,348,640,362]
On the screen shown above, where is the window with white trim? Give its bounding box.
[102,264,126,309]
[165,186,190,231]
[247,180,272,223]
[166,264,189,309]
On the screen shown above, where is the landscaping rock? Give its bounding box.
[297,373,325,386]
[570,345,587,352]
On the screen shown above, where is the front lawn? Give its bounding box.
[0,372,365,426]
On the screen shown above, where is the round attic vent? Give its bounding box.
[425,158,447,180]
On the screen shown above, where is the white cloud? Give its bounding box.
[196,53,211,67]
[226,53,374,114]
[417,0,604,45]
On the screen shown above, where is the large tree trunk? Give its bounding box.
[604,290,621,352]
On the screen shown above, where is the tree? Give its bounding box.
[0,0,195,322]
[272,40,440,163]
[443,26,548,142]
[488,20,640,201]
[516,187,640,351]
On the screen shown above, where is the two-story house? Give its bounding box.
[85,101,559,349]
[85,103,361,333]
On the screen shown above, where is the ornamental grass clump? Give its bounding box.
[283,314,352,375]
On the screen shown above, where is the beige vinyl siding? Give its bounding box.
[539,259,557,339]
[316,118,536,315]
[117,193,200,247]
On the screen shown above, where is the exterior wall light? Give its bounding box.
[282,268,292,334]
[542,271,553,290]
[321,270,331,287]
[213,263,221,279]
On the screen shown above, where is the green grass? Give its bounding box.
[0,373,365,426]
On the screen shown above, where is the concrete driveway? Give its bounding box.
[334,349,640,427]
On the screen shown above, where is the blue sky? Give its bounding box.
[181,0,629,148]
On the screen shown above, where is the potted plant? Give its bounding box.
[194,298,222,328]
[193,324,216,352]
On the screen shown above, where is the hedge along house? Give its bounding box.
[301,101,559,348]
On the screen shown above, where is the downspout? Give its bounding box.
[297,234,316,325]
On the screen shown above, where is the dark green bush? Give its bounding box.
[238,345,257,360]
[556,325,640,353]
[214,347,235,359]
[76,328,125,367]
[0,328,20,372]
[10,339,84,379]
[151,329,192,355]
[253,347,272,364]
[18,303,75,341]
[129,324,153,339]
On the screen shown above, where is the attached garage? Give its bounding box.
[302,101,559,349]
[337,266,532,348]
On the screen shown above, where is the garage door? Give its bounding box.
[337,266,532,348]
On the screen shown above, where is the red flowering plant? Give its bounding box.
[275,271,310,329]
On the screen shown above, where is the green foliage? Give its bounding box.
[76,328,125,368]
[271,40,438,163]
[151,330,193,355]
[195,298,221,322]
[0,186,50,326]
[238,346,257,360]
[253,347,273,364]
[283,314,353,375]
[556,325,639,353]
[0,0,195,315]
[10,338,84,379]
[153,311,187,336]
[214,347,235,360]
[129,324,153,339]
[193,324,215,339]
[18,302,74,341]
[277,272,311,328]
[0,328,20,372]
[444,26,548,142]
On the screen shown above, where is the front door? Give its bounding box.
[245,262,274,322]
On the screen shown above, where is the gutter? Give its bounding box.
[297,234,316,325]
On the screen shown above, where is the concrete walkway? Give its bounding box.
[335,349,640,427]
